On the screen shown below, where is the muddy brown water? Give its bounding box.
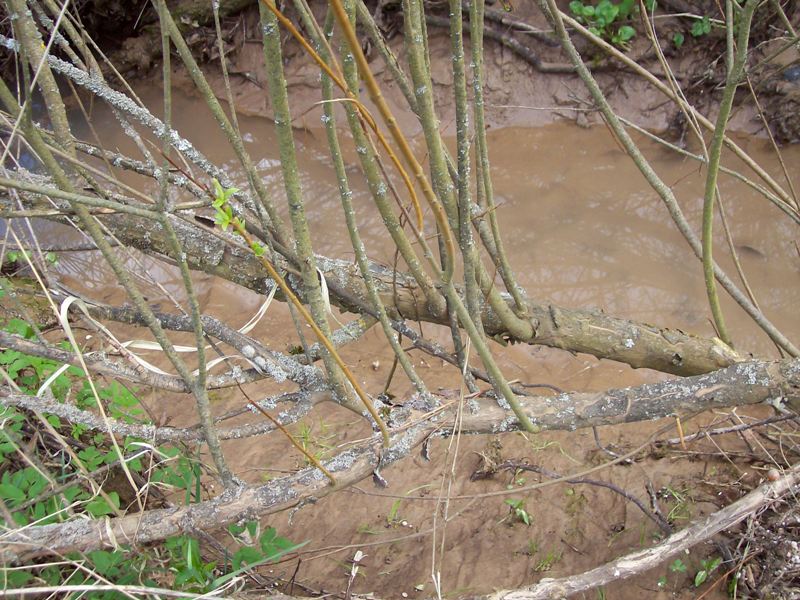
[38,85,800,598]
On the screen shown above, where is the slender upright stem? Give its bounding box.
[701,0,758,347]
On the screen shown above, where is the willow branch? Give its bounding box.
[2,357,797,561]
[700,0,758,348]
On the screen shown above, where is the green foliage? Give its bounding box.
[694,556,722,587]
[658,552,723,591]
[569,0,712,52]
[387,498,403,525]
[211,178,241,232]
[533,548,562,572]
[0,319,299,595]
[295,420,335,468]
[165,536,217,590]
[669,558,687,573]
[504,498,532,526]
[669,12,711,52]
[4,250,28,265]
[569,0,637,48]
[662,485,693,521]
[691,15,711,37]
[2,250,58,270]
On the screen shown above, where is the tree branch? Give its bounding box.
[2,358,796,560]
[489,461,800,600]
[19,204,742,377]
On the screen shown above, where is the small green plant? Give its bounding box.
[211,179,240,232]
[4,250,29,265]
[658,553,722,591]
[569,0,637,48]
[0,317,300,594]
[2,250,58,271]
[691,15,711,37]
[669,13,712,52]
[694,556,722,587]
[387,498,403,526]
[533,549,562,572]
[295,420,335,467]
[504,498,532,526]
[356,523,380,535]
[669,558,687,573]
[506,467,527,489]
[661,485,693,521]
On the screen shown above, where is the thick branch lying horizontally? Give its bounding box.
[2,357,797,560]
[39,207,742,377]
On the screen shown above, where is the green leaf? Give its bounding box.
[691,15,711,37]
[174,567,203,587]
[212,178,224,201]
[88,550,120,576]
[78,446,104,471]
[0,483,25,505]
[569,0,585,15]
[2,569,33,587]
[228,522,246,536]
[214,209,231,231]
[62,485,84,503]
[211,539,307,591]
[232,545,263,570]
[618,0,635,18]
[85,492,120,517]
[5,319,34,338]
[259,527,297,555]
[694,570,708,587]
[670,558,687,573]
[246,520,258,538]
[595,1,618,27]
[617,25,635,41]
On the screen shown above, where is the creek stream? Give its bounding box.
[38,84,800,597]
